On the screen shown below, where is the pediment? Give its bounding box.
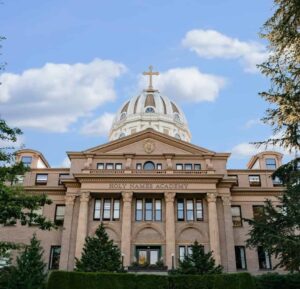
[83,129,215,156]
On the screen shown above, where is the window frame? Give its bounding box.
[177,199,185,221]
[136,163,142,170]
[97,163,105,170]
[113,199,120,221]
[103,198,112,220]
[115,163,123,170]
[231,205,243,227]
[235,246,247,270]
[93,199,101,220]
[143,161,155,170]
[253,205,265,221]
[195,199,203,221]
[265,158,276,170]
[257,246,272,270]
[49,246,61,270]
[144,198,153,221]
[106,163,114,170]
[35,173,48,185]
[248,175,261,186]
[184,163,193,171]
[176,163,183,170]
[156,163,162,170]
[194,164,201,171]
[21,156,32,167]
[186,199,194,221]
[154,199,162,221]
[54,205,65,226]
[135,199,143,221]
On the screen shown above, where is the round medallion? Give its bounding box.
[143,140,155,154]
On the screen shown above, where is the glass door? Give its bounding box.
[136,246,161,265]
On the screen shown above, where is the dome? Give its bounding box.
[109,66,191,142]
[109,90,191,142]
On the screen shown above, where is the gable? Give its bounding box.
[83,129,215,156]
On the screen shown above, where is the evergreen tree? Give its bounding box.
[245,158,300,272]
[256,0,300,150]
[176,241,223,275]
[8,234,47,289]
[75,223,122,272]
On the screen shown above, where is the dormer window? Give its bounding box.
[21,156,32,167]
[119,132,126,138]
[265,158,276,170]
[145,106,155,113]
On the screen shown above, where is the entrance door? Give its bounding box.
[136,246,161,265]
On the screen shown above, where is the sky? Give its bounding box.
[0,0,292,168]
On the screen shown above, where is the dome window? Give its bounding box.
[143,161,155,170]
[174,113,181,122]
[145,106,155,113]
[175,133,181,140]
[120,112,127,121]
[119,132,126,138]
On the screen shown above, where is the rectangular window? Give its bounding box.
[272,176,282,186]
[35,174,48,185]
[155,199,162,221]
[194,164,201,170]
[156,163,162,170]
[136,199,143,221]
[196,200,203,221]
[184,164,193,170]
[115,163,122,170]
[103,199,111,220]
[266,158,276,170]
[187,246,193,257]
[21,156,32,167]
[54,205,65,226]
[179,246,186,261]
[113,199,120,220]
[258,246,272,269]
[249,175,261,186]
[176,164,183,170]
[58,173,69,185]
[145,199,153,221]
[136,163,142,170]
[253,205,265,221]
[177,199,184,221]
[49,246,61,270]
[97,163,104,169]
[186,200,194,221]
[94,199,101,220]
[235,246,247,270]
[231,206,242,227]
[106,163,114,170]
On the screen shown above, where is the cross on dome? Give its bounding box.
[143,65,159,91]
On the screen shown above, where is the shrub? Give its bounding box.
[255,273,300,289]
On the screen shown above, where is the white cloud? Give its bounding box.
[244,118,263,129]
[80,112,115,136]
[231,142,295,160]
[61,157,71,168]
[0,59,126,132]
[140,67,226,102]
[182,29,268,73]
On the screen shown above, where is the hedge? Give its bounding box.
[255,273,300,289]
[47,271,255,289]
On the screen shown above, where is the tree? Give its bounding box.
[0,119,55,255]
[256,0,300,150]
[75,223,122,272]
[8,234,47,289]
[175,241,223,275]
[245,158,300,272]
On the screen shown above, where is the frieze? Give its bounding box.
[109,183,188,190]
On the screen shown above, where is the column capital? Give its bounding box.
[221,195,232,206]
[65,194,76,206]
[164,192,176,203]
[207,192,217,203]
[122,191,133,203]
[80,192,90,203]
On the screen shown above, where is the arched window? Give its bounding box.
[120,112,127,121]
[119,132,126,138]
[145,106,155,113]
[175,133,181,140]
[174,113,181,122]
[143,161,155,170]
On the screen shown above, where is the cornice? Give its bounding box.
[231,187,284,193]
[24,186,66,195]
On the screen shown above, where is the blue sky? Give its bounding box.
[0,0,289,168]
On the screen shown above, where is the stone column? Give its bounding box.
[121,191,133,268]
[75,192,90,259]
[164,192,176,269]
[207,192,221,265]
[222,196,236,272]
[59,194,76,270]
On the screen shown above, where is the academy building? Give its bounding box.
[1,67,284,274]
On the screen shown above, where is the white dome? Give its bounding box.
[109,89,191,142]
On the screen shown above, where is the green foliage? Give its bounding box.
[75,223,122,272]
[0,118,55,254]
[46,271,255,289]
[255,273,300,289]
[245,158,300,272]
[8,234,47,289]
[175,241,223,275]
[257,0,300,150]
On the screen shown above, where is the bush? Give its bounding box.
[255,273,300,289]
[47,271,255,289]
